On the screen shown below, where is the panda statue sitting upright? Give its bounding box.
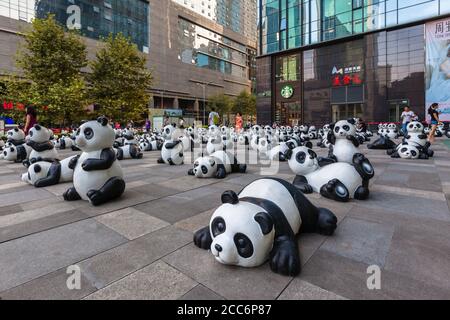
[193,178,338,276]
[157,124,184,165]
[286,146,375,202]
[188,151,247,179]
[22,156,76,187]
[327,119,361,164]
[6,128,26,146]
[25,124,59,166]
[63,117,126,206]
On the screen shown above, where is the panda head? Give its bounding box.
[407,121,424,133]
[22,162,51,185]
[75,117,114,152]
[27,124,53,143]
[209,191,275,268]
[7,128,25,142]
[192,156,217,178]
[162,124,177,140]
[398,143,420,159]
[333,119,356,138]
[3,146,17,161]
[285,146,319,175]
[220,126,229,136]
[209,125,220,137]
[122,128,135,140]
[387,123,397,130]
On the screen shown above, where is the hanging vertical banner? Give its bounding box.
[426,18,450,122]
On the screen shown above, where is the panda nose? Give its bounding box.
[215,244,222,252]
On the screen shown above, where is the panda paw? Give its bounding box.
[316,208,338,236]
[352,153,375,180]
[270,237,301,277]
[193,226,213,250]
[320,179,350,202]
[87,190,103,206]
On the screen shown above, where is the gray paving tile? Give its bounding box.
[180,284,225,300]
[321,217,395,267]
[0,219,127,292]
[84,261,197,300]
[0,188,54,207]
[0,266,96,300]
[95,207,169,240]
[79,226,192,290]
[163,244,292,300]
[278,279,347,300]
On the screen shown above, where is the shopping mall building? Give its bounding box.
[256,0,450,126]
[0,0,257,127]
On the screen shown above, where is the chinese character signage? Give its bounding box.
[426,18,450,122]
[331,65,363,87]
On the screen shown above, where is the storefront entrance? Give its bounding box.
[275,102,302,126]
[388,100,409,123]
[332,103,364,122]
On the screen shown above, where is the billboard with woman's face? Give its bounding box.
[426,18,450,122]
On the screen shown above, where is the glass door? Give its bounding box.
[332,103,363,122]
[275,102,301,126]
[388,100,409,123]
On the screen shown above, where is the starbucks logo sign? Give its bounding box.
[281,85,294,99]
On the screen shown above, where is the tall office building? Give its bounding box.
[0,0,257,126]
[256,0,450,125]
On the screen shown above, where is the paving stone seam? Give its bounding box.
[80,240,196,299]
[179,284,227,301]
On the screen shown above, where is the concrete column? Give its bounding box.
[173,97,179,109]
[194,99,200,112]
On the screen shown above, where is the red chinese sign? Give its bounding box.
[331,65,363,86]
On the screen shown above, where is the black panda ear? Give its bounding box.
[34,124,41,130]
[254,212,274,235]
[347,119,356,125]
[34,164,41,173]
[97,117,108,126]
[221,190,239,205]
[284,149,293,160]
[329,123,335,131]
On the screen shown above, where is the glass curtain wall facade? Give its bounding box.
[0,0,149,51]
[259,0,450,55]
[172,0,257,40]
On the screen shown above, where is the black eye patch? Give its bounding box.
[400,148,408,153]
[307,149,317,158]
[335,126,340,133]
[84,127,94,140]
[211,217,226,237]
[343,125,350,131]
[411,150,417,156]
[296,151,306,164]
[234,233,254,258]
[201,165,208,174]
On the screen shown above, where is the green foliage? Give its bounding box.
[87,33,153,122]
[207,93,233,117]
[11,15,88,126]
[232,90,256,117]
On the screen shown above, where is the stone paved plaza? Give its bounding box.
[0,140,450,300]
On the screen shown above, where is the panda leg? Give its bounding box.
[193,226,213,250]
[352,153,375,180]
[269,236,301,277]
[320,179,350,202]
[293,175,313,194]
[63,187,82,201]
[279,152,286,162]
[315,208,338,235]
[390,151,400,158]
[354,182,370,200]
[157,157,165,164]
[188,169,195,176]
[86,177,126,206]
[167,158,175,165]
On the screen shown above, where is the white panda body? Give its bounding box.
[30,148,59,161]
[22,156,76,186]
[239,179,302,234]
[161,140,184,165]
[268,143,289,160]
[304,163,362,198]
[333,139,359,164]
[74,150,123,201]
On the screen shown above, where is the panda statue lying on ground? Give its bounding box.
[54,136,74,150]
[193,178,338,276]
[2,144,32,162]
[188,151,247,179]
[22,156,76,187]
[286,146,375,202]
[63,117,126,206]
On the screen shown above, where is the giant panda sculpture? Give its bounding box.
[286,146,375,202]
[63,117,126,206]
[188,151,247,179]
[116,144,143,160]
[193,178,338,276]
[2,144,31,162]
[54,136,74,150]
[6,128,26,146]
[388,121,433,159]
[25,124,58,166]
[327,119,361,164]
[22,156,76,187]
[157,124,184,165]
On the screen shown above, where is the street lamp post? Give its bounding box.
[197,82,214,126]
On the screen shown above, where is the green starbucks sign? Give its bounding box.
[281,85,294,99]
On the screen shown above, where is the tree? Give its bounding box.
[87,33,153,122]
[233,90,256,118]
[207,93,233,119]
[13,15,88,126]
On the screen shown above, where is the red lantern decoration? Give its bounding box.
[16,103,25,110]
